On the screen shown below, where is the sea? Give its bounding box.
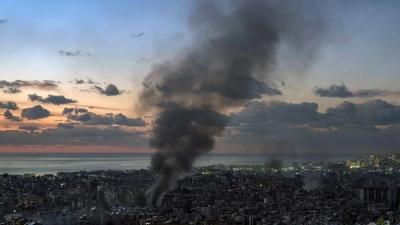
[0,153,363,175]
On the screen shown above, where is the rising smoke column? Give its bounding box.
[137,0,327,206]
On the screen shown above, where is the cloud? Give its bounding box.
[18,125,40,131]
[58,51,95,56]
[21,105,51,120]
[3,87,21,94]
[313,83,400,99]
[62,107,88,115]
[57,123,75,129]
[72,78,99,85]
[353,89,400,98]
[67,112,147,127]
[62,108,74,115]
[0,19,8,24]
[75,79,84,84]
[231,101,319,124]
[313,83,353,98]
[3,110,22,122]
[132,32,144,38]
[28,94,77,105]
[0,101,19,110]
[0,80,59,92]
[222,100,400,153]
[93,84,124,96]
[325,99,400,125]
[0,126,147,147]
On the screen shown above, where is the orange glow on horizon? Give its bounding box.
[0,145,153,153]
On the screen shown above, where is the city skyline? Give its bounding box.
[1,0,400,153]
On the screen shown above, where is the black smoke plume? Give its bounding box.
[137,0,327,206]
[265,158,283,177]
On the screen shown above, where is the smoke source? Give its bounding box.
[265,158,284,177]
[137,0,327,206]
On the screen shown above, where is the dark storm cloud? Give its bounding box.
[313,83,400,98]
[68,112,147,127]
[313,83,353,98]
[57,123,75,129]
[3,87,21,94]
[0,19,8,24]
[3,110,22,122]
[0,126,147,147]
[94,84,124,96]
[231,101,319,124]
[325,99,400,125]
[138,0,329,206]
[0,101,19,110]
[0,80,59,91]
[28,94,77,105]
[222,99,400,153]
[18,125,40,131]
[21,105,51,120]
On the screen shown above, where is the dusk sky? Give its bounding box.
[1,0,400,154]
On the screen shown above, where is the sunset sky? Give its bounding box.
[1,0,400,153]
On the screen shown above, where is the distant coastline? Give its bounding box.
[0,152,365,175]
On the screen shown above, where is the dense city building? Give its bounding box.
[2,154,400,224]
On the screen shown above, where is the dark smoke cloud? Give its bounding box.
[94,84,124,96]
[3,110,22,122]
[3,87,21,94]
[138,0,328,206]
[21,105,51,120]
[265,158,283,177]
[18,125,40,131]
[0,19,8,24]
[156,101,179,109]
[313,83,400,98]
[302,174,320,191]
[0,80,59,91]
[28,94,77,105]
[0,101,19,110]
[147,108,229,206]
